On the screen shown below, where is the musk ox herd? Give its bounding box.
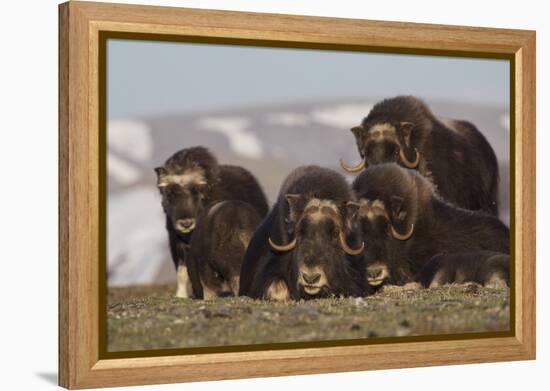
[155,96,510,301]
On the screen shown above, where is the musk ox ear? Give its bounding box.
[285,194,305,222]
[345,201,361,220]
[193,182,209,199]
[390,196,407,222]
[154,167,168,188]
[399,122,415,147]
[342,201,361,231]
[350,126,363,139]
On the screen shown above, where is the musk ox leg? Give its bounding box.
[428,270,446,288]
[175,264,192,298]
[230,276,240,296]
[265,280,290,302]
[201,280,218,300]
[485,272,508,289]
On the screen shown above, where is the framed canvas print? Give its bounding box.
[58,1,536,389]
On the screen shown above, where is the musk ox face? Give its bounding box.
[269,195,364,299]
[155,166,209,237]
[355,198,392,288]
[355,197,415,288]
[155,146,220,237]
[340,122,420,173]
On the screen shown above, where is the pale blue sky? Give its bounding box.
[107,39,509,120]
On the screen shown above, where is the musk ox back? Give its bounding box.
[239,166,368,301]
[186,200,262,299]
[352,163,509,289]
[414,251,509,289]
[341,96,499,215]
[155,146,268,298]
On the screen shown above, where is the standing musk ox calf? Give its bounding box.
[340,96,500,215]
[352,163,509,289]
[414,251,510,289]
[155,146,268,298]
[239,166,368,301]
[186,200,262,299]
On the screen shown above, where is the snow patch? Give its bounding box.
[198,116,263,159]
[311,103,373,128]
[108,119,153,161]
[500,113,510,132]
[107,186,168,286]
[107,152,142,185]
[266,112,310,127]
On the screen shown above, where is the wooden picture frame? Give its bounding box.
[58,1,536,388]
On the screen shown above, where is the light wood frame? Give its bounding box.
[59,1,536,389]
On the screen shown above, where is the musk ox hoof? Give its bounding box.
[402,282,422,290]
[265,280,290,302]
[175,286,189,298]
[485,275,508,289]
[175,265,192,298]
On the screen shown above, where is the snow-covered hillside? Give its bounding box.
[106,98,510,286]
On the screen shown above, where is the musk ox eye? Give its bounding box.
[164,187,179,199]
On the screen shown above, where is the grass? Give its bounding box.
[107,283,510,352]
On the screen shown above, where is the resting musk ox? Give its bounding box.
[340,96,500,215]
[414,251,509,289]
[186,200,262,299]
[155,146,268,298]
[352,163,509,289]
[239,166,368,301]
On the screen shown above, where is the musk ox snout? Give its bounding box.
[175,218,196,234]
[366,262,390,287]
[301,271,321,285]
[298,265,328,296]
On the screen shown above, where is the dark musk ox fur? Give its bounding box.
[414,251,509,288]
[352,163,509,289]
[344,96,499,215]
[155,146,268,297]
[239,166,369,301]
[186,200,262,299]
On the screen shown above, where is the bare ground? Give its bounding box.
[107,284,510,352]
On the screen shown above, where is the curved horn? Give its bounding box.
[339,157,366,173]
[268,237,297,252]
[390,223,414,241]
[339,232,365,255]
[399,148,420,169]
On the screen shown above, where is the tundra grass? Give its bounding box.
[107,283,509,352]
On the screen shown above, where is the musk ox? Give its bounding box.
[414,251,509,289]
[155,146,268,298]
[239,166,368,301]
[340,96,500,215]
[186,200,262,299]
[352,163,509,289]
